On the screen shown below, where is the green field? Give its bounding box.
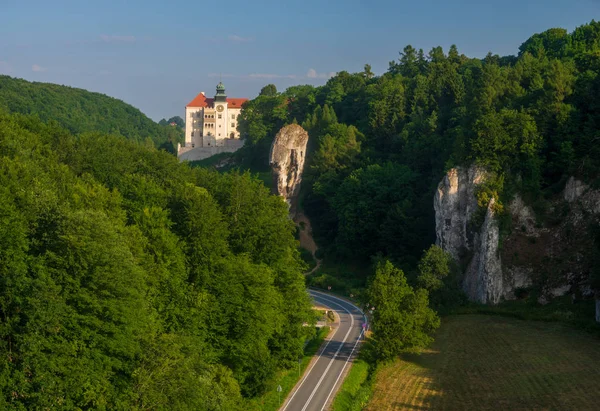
[366,315,600,410]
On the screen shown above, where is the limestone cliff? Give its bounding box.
[269,124,309,217]
[434,166,502,304]
[435,168,600,315]
[434,167,487,260]
[462,199,503,304]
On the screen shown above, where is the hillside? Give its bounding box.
[0,75,182,150]
[0,112,312,409]
[236,20,600,315]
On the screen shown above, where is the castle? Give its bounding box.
[177,82,248,161]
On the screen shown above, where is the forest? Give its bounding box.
[0,75,182,151]
[0,112,313,409]
[237,21,600,280]
[1,19,600,410]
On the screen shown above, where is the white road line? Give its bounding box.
[309,291,368,410]
[281,300,343,410]
[300,297,354,411]
[309,290,366,320]
[282,290,368,411]
[319,328,364,411]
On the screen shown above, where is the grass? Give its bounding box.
[330,356,373,411]
[455,294,600,335]
[365,314,600,410]
[246,326,331,411]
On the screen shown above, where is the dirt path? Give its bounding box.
[294,211,322,275]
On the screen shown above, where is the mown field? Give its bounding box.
[366,315,600,410]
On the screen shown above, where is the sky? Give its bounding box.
[1,0,598,121]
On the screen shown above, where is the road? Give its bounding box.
[281,289,366,411]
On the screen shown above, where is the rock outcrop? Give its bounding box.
[434,166,502,303]
[564,176,600,214]
[270,124,309,217]
[462,199,503,304]
[434,167,487,260]
[435,169,600,312]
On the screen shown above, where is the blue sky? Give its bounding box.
[1,0,598,121]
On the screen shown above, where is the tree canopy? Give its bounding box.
[0,112,312,409]
[236,20,600,272]
[0,75,183,152]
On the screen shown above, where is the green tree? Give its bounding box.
[367,261,440,360]
[259,84,278,97]
[417,245,453,292]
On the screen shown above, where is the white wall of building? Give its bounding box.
[181,90,245,155]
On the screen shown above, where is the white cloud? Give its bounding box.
[208,73,298,80]
[228,34,253,43]
[32,64,47,72]
[206,69,335,82]
[208,73,237,78]
[307,68,335,79]
[0,61,10,74]
[100,34,136,43]
[248,73,298,79]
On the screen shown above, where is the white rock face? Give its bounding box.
[434,166,503,304]
[270,124,309,217]
[509,195,538,236]
[462,199,503,304]
[564,176,588,203]
[434,167,487,260]
[564,176,600,214]
[503,266,533,300]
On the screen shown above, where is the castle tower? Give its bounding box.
[213,82,229,147]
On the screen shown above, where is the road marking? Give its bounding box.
[299,297,354,411]
[281,300,343,410]
[319,328,364,411]
[282,290,367,411]
[309,291,368,410]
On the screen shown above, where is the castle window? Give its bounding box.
[230,132,235,139]
[218,114,222,119]
[231,123,235,128]
[231,114,235,119]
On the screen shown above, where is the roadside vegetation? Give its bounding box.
[247,326,331,411]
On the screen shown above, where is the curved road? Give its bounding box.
[282,290,366,411]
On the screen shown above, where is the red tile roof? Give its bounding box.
[186,92,248,108]
[226,98,248,108]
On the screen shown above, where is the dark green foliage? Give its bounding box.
[0,75,183,151]
[237,20,600,285]
[0,113,312,409]
[259,84,278,97]
[367,261,440,360]
[417,246,466,311]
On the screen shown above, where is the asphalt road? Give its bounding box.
[281,289,366,411]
